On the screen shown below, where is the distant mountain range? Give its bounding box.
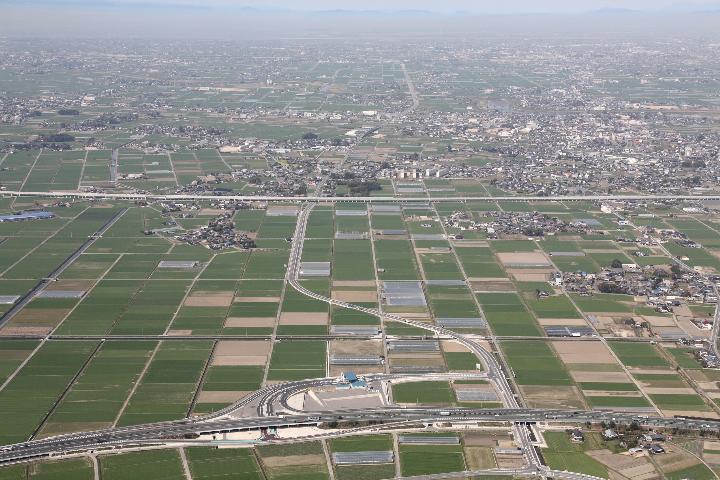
[3,0,720,15]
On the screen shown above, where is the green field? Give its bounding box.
[399,444,465,477]
[542,432,608,479]
[100,449,185,480]
[608,342,669,368]
[392,381,456,404]
[501,341,573,386]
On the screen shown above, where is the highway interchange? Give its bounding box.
[0,195,719,479]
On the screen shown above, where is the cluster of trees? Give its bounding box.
[57,109,80,116]
[597,281,626,294]
[346,180,381,196]
[41,133,75,143]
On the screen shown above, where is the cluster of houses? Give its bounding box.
[694,348,720,369]
[174,213,256,250]
[559,265,716,308]
[442,210,593,239]
[570,428,667,455]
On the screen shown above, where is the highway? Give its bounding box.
[2,189,719,203]
[0,406,717,467]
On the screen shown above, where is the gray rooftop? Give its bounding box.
[544,326,595,337]
[36,290,86,299]
[336,210,368,216]
[0,295,20,305]
[330,356,384,365]
[330,325,381,336]
[455,389,498,402]
[299,262,331,277]
[437,317,487,328]
[382,281,426,306]
[332,451,394,465]
[399,435,459,445]
[388,340,439,352]
[158,260,199,269]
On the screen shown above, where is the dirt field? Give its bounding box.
[643,315,677,327]
[570,371,634,383]
[463,432,508,447]
[553,341,616,364]
[586,449,658,480]
[506,268,554,281]
[212,340,270,366]
[262,454,325,468]
[196,391,247,403]
[330,340,383,356]
[496,252,551,267]
[661,410,718,419]
[520,385,585,409]
[464,447,496,470]
[224,317,276,328]
[46,279,94,291]
[331,290,377,302]
[653,445,705,473]
[279,312,329,325]
[234,296,281,303]
[452,241,490,248]
[333,280,376,287]
[10,308,70,325]
[470,280,516,292]
[537,318,589,326]
[185,292,234,307]
[441,340,472,353]
[198,208,225,216]
[167,329,193,336]
[266,205,299,216]
[642,387,697,395]
[216,341,271,356]
[0,326,53,335]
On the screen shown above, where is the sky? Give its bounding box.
[2,0,720,13]
[3,0,720,38]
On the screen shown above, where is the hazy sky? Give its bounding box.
[4,0,720,38]
[4,0,720,13]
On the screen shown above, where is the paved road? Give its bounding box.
[0,406,717,466]
[2,190,719,203]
